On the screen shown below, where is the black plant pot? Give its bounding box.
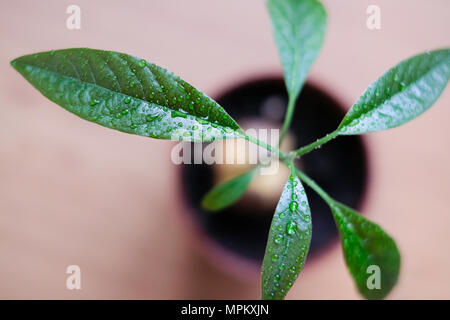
[179,77,369,279]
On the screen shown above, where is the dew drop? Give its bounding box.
[124,97,131,104]
[286,221,297,235]
[289,201,298,211]
[171,110,188,119]
[274,235,283,244]
[146,114,159,122]
[139,59,146,67]
[272,254,279,262]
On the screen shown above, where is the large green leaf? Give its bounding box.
[338,49,450,135]
[267,0,326,102]
[330,201,400,300]
[261,172,312,300]
[11,48,241,142]
[201,169,257,211]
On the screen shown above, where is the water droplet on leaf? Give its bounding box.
[289,201,298,211]
[286,221,297,235]
[274,235,283,244]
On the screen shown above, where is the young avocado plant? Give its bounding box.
[11,0,449,300]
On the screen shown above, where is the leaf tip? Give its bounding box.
[10,56,29,76]
[10,57,20,70]
[200,195,220,212]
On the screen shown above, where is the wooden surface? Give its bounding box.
[0,0,449,299]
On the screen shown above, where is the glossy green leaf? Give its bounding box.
[330,201,400,300]
[11,48,241,142]
[338,49,450,135]
[261,172,312,300]
[267,0,326,102]
[201,169,257,211]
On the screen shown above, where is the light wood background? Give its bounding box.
[0,0,449,299]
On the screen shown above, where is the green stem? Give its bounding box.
[293,167,334,205]
[293,130,339,157]
[243,132,287,161]
[279,96,297,144]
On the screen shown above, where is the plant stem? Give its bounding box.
[293,167,334,205]
[279,96,297,144]
[293,130,339,157]
[243,132,287,161]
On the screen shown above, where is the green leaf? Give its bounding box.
[330,201,400,300]
[201,169,257,211]
[261,172,312,300]
[338,49,450,135]
[11,48,241,142]
[267,0,326,102]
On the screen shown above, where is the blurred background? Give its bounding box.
[0,0,449,299]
